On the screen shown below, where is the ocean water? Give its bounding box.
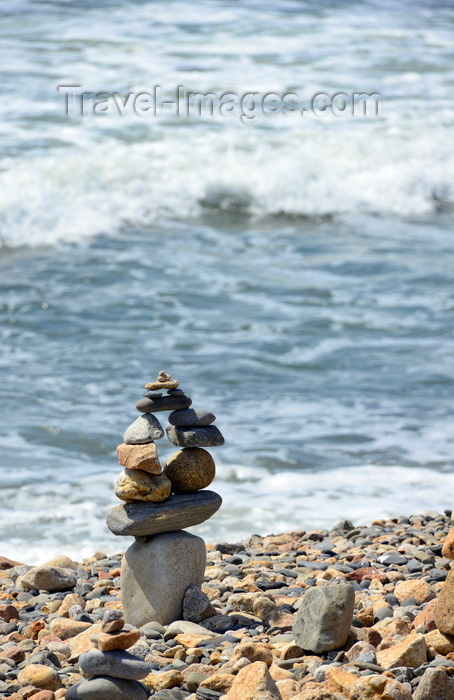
[1,0,454,563]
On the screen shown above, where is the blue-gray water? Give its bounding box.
[1,0,454,563]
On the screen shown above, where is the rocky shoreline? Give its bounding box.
[1,509,454,699]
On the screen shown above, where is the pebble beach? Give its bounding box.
[2,509,454,699]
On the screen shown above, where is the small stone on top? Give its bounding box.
[145,370,179,391]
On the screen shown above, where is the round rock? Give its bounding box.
[164,447,215,493]
[168,408,215,427]
[124,414,164,444]
[114,469,171,503]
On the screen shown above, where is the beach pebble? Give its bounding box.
[17,663,61,691]
[168,409,215,427]
[106,490,222,537]
[413,666,454,700]
[79,649,149,680]
[49,618,92,640]
[136,395,191,414]
[96,628,141,652]
[164,448,215,493]
[434,568,454,634]
[292,582,355,652]
[114,469,171,503]
[20,566,77,593]
[394,579,435,605]
[116,442,162,474]
[183,585,218,623]
[66,676,148,700]
[376,633,427,669]
[166,425,224,448]
[121,531,206,626]
[223,660,282,700]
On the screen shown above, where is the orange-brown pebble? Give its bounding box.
[116,442,162,473]
[442,527,454,559]
[96,628,140,651]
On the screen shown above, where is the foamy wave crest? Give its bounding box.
[1,122,452,247]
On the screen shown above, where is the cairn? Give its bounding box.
[106,372,224,626]
[66,610,149,699]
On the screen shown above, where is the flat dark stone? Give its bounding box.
[142,390,163,398]
[168,408,215,428]
[136,395,192,413]
[166,425,224,447]
[106,490,222,537]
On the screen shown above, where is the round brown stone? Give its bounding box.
[164,448,215,494]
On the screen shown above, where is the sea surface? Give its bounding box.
[1,0,454,563]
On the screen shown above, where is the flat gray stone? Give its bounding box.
[124,414,164,444]
[292,582,355,652]
[142,390,163,398]
[136,395,192,413]
[79,649,149,680]
[169,408,215,427]
[66,677,148,700]
[106,490,222,537]
[166,425,224,448]
[121,532,206,626]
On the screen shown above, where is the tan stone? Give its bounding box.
[143,669,184,691]
[253,596,277,620]
[30,691,56,700]
[349,674,412,700]
[376,633,427,669]
[145,379,179,390]
[356,607,374,627]
[413,667,454,700]
[96,628,140,651]
[345,642,377,663]
[223,661,283,700]
[17,664,61,691]
[424,628,454,655]
[230,639,274,667]
[269,666,294,681]
[293,683,347,700]
[442,527,454,559]
[114,468,171,502]
[42,555,78,570]
[394,579,435,605]
[49,618,92,640]
[54,691,66,700]
[373,618,412,637]
[175,633,217,648]
[57,593,85,618]
[67,623,102,662]
[276,678,301,700]
[325,666,358,693]
[434,568,454,635]
[116,442,162,473]
[164,447,215,493]
[279,642,305,660]
[199,672,235,693]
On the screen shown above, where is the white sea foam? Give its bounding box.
[0,121,453,249]
[1,463,451,564]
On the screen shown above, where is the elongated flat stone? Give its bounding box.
[65,676,148,700]
[79,649,149,680]
[169,408,215,427]
[106,490,222,537]
[136,395,192,413]
[166,425,224,447]
[124,414,164,444]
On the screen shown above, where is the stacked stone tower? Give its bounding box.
[106,372,224,626]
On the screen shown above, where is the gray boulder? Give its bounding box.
[292,582,355,652]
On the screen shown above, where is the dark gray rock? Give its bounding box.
[79,649,149,680]
[166,425,224,448]
[66,676,149,699]
[142,390,163,398]
[292,582,355,652]
[106,490,222,537]
[136,395,192,413]
[377,553,407,566]
[168,408,215,427]
[154,690,191,700]
[124,414,164,444]
[183,585,218,623]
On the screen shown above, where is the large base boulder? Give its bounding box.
[121,531,206,626]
